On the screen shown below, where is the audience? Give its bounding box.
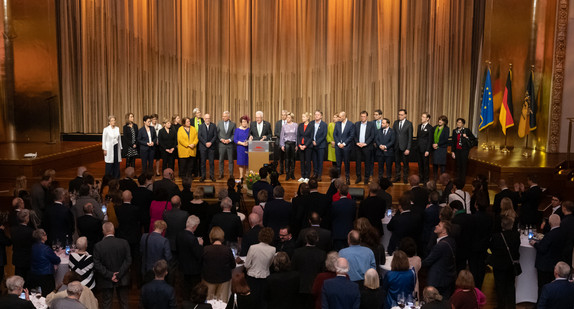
[46,272,98,309]
[176,215,204,295]
[321,257,360,309]
[140,220,172,283]
[382,250,416,309]
[292,228,327,308]
[28,228,61,297]
[202,226,235,301]
[537,261,574,309]
[338,230,376,284]
[0,275,35,308]
[68,237,95,290]
[360,268,383,309]
[182,282,212,309]
[209,197,242,245]
[489,216,520,309]
[265,252,300,309]
[244,227,275,307]
[140,259,176,309]
[420,286,449,309]
[330,184,356,251]
[450,270,486,309]
[311,251,339,309]
[226,270,256,309]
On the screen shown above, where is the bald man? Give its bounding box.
[240,213,263,256]
[115,191,141,253]
[532,214,565,291]
[321,257,360,309]
[94,222,132,309]
[198,113,218,182]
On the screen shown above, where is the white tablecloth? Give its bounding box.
[382,215,391,252]
[515,234,537,304]
[55,251,70,287]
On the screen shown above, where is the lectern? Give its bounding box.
[248,141,271,172]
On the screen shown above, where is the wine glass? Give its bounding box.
[397,292,405,308]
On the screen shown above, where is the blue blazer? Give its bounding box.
[375,127,396,157]
[538,279,574,309]
[297,122,314,148]
[333,121,355,148]
[321,276,360,309]
[354,121,376,145]
[330,198,356,240]
[137,126,157,150]
[533,227,565,272]
[422,236,456,289]
[312,120,328,149]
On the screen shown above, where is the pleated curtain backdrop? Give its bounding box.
[59,0,475,133]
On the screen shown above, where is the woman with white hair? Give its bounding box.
[102,115,122,179]
[69,237,95,289]
[360,268,383,309]
[0,275,34,307]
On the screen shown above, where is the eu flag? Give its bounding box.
[479,68,494,131]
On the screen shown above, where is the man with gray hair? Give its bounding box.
[217,111,236,179]
[538,261,574,308]
[0,275,35,308]
[50,281,84,309]
[69,166,87,194]
[210,197,242,245]
[532,214,565,290]
[321,257,360,308]
[163,195,188,255]
[198,113,218,182]
[274,110,288,174]
[44,187,74,246]
[249,110,272,141]
[177,215,203,295]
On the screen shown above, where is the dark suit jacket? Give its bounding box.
[140,279,176,309]
[10,224,34,268]
[240,225,262,256]
[493,188,519,214]
[265,271,300,309]
[216,120,236,143]
[387,210,420,255]
[392,119,413,151]
[292,246,327,293]
[252,180,274,205]
[0,294,35,309]
[375,127,396,157]
[153,178,181,199]
[163,208,189,251]
[292,194,313,235]
[115,203,141,246]
[263,199,292,237]
[297,122,314,148]
[358,196,386,236]
[132,186,154,230]
[274,120,284,138]
[119,177,138,193]
[519,185,543,225]
[77,215,103,253]
[93,235,132,288]
[537,279,574,309]
[312,120,328,149]
[354,121,376,146]
[137,126,157,149]
[198,123,218,151]
[321,276,360,309]
[158,127,178,151]
[0,229,11,267]
[68,176,83,194]
[534,227,565,272]
[489,230,520,271]
[210,212,243,243]
[308,192,330,223]
[176,229,203,275]
[410,186,429,216]
[422,236,457,289]
[417,123,433,152]
[330,197,356,240]
[249,120,272,141]
[333,120,355,148]
[296,226,332,252]
[44,202,75,245]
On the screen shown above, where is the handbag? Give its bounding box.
[501,232,522,276]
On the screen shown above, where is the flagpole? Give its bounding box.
[481,61,491,150]
[501,63,512,153]
[522,65,535,158]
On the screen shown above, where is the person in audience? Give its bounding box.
[252,167,274,205]
[297,212,332,252]
[450,270,486,309]
[202,226,235,301]
[515,174,543,226]
[209,197,242,245]
[154,168,181,199]
[358,182,386,236]
[450,199,474,272]
[133,173,154,234]
[325,167,340,201]
[292,182,312,235]
[245,227,276,308]
[541,193,564,234]
[537,261,574,309]
[226,178,241,211]
[77,203,103,254]
[311,251,339,309]
[408,175,429,216]
[0,275,35,308]
[321,257,360,309]
[398,237,421,297]
[103,179,122,228]
[177,215,203,295]
[44,187,74,246]
[388,193,419,255]
[263,186,292,239]
[226,270,257,309]
[0,212,11,284]
[354,218,385,270]
[46,272,98,309]
[115,191,141,257]
[376,177,394,212]
[493,197,517,233]
[307,178,330,222]
[382,250,416,309]
[276,226,296,258]
[28,229,61,297]
[69,237,95,290]
[448,179,471,214]
[422,190,441,257]
[492,179,519,216]
[469,192,492,289]
[438,173,453,206]
[331,178,351,202]
[140,220,172,283]
[489,216,520,309]
[531,214,564,291]
[330,184,356,251]
[266,252,300,309]
[11,209,35,281]
[149,188,172,233]
[292,229,327,308]
[163,195,188,256]
[140,259,176,309]
[74,184,104,220]
[94,222,132,309]
[422,220,456,299]
[251,190,267,220]
[68,167,86,195]
[360,268,383,309]
[118,167,138,193]
[420,286,449,309]
[188,186,210,239]
[561,200,574,267]
[339,230,376,284]
[182,282,212,309]
[50,281,87,309]
[241,213,263,256]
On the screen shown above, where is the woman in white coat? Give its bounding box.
[102,115,122,179]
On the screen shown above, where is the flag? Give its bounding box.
[526,70,537,131]
[499,69,514,135]
[479,68,494,131]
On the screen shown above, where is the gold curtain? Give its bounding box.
[59,0,475,133]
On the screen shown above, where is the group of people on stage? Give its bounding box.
[102,108,477,183]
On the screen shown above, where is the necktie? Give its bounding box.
[224,121,228,133]
[399,121,403,131]
[377,120,381,129]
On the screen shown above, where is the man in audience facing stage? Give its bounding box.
[76,203,103,254]
[274,110,288,174]
[392,108,413,184]
[118,167,138,193]
[50,281,85,309]
[416,112,433,183]
[249,110,272,141]
[311,110,328,181]
[321,257,360,309]
[531,214,564,291]
[252,167,274,205]
[333,111,355,185]
[330,184,356,251]
[387,194,419,255]
[217,111,236,179]
[163,195,188,256]
[140,260,176,309]
[198,113,217,182]
[240,213,263,256]
[375,118,395,180]
[94,222,132,309]
[493,179,519,215]
[422,220,456,299]
[292,229,327,308]
[263,186,292,240]
[537,262,574,309]
[338,230,376,284]
[153,168,181,199]
[209,197,243,245]
[140,220,172,281]
[176,215,203,295]
[68,166,86,194]
[133,173,154,234]
[354,111,376,185]
[358,182,386,237]
[296,212,332,252]
[560,201,574,267]
[517,174,544,226]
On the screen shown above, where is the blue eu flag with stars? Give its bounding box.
[479,68,494,131]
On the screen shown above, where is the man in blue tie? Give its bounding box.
[311,110,328,181]
[333,111,355,185]
[375,118,396,179]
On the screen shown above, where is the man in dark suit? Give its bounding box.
[358,182,386,236]
[252,167,274,205]
[263,186,292,239]
[140,260,176,308]
[392,108,413,184]
[216,111,236,179]
[333,111,355,184]
[292,229,327,308]
[422,220,457,299]
[538,262,574,309]
[140,220,172,277]
[44,188,74,246]
[137,115,157,172]
[408,175,429,216]
[330,184,356,251]
[517,174,543,225]
[416,112,433,183]
[198,113,218,182]
[561,201,574,264]
[541,193,564,234]
[307,179,330,223]
[450,200,475,272]
[240,213,263,256]
[354,111,376,184]
[0,276,35,308]
[94,222,132,309]
[311,110,328,180]
[321,257,360,309]
[276,226,296,259]
[115,191,141,266]
[532,214,565,291]
[274,110,288,174]
[249,110,272,141]
[209,197,243,245]
[11,210,35,281]
[77,203,103,254]
[387,194,420,255]
[176,215,203,295]
[375,118,396,179]
[118,167,138,193]
[153,168,181,199]
[163,195,189,255]
[296,212,332,252]
[133,173,154,233]
[191,108,205,178]
[493,179,519,214]
[68,166,86,194]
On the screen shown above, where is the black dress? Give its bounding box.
[122,124,139,158]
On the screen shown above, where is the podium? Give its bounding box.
[248,141,271,172]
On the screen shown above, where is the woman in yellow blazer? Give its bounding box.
[178,117,198,179]
[326,113,340,165]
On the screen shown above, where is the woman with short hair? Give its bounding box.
[382,250,416,309]
[68,237,95,290]
[450,269,486,309]
[158,118,177,173]
[28,229,61,297]
[360,268,383,309]
[102,115,122,179]
[202,227,236,301]
[122,112,138,169]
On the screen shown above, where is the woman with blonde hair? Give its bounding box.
[360,268,383,309]
[280,113,297,181]
[202,226,235,301]
[297,112,313,182]
[189,186,209,239]
[326,113,340,166]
